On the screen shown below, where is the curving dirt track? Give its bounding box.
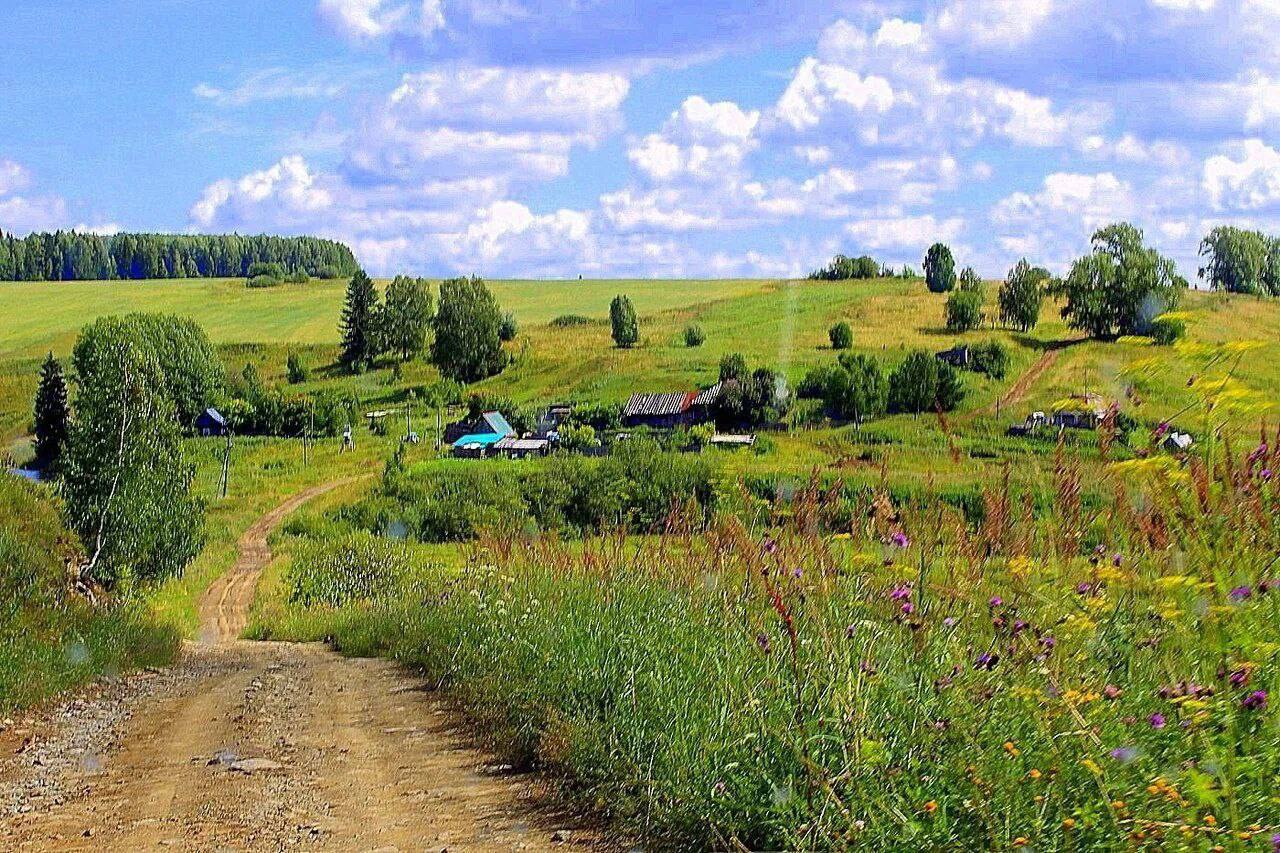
[0,480,600,851]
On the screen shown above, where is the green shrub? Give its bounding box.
[828,321,853,350]
[945,290,983,332]
[247,275,281,289]
[499,311,519,342]
[969,341,1010,379]
[1149,315,1186,345]
[551,314,593,327]
[286,351,311,384]
[683,323,706,347]
[288,532,414,607]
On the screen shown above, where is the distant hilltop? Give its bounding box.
[0,230,359,282]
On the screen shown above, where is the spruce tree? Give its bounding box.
[33,352,69,471]
[340,269,379,371]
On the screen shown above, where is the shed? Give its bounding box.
[1163,432,1194,452]
[495,436,551,458]
[1050,394,1109,430]
[195,407,228,437]
[709,434,756,449]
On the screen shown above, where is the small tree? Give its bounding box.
[33,352,69,472]
[683,323,706,347]
[610,295,639,347]
[828,321,853,350]
[945,290,983,332]
[379,275,433,361]
[924,243,957,293]
[935,360,965,411]
[62,318,205,587]
[432,276,507,383]
[958,267,983,294]
[1199,226,1271,295]
[339,269,379,371]
[825,353,886,425]
[998,259,1049,333]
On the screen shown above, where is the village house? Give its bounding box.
[195,407,228,437]
[450,411,517,458]
[622,383,721,430]
[935,345,971,368]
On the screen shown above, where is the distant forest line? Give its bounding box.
[0,231,359,282]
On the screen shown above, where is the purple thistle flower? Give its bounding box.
[1243,690,1268,711]
[845,624,856,639]
[988,596,1003,608]
[1039,635,1056,650]
[1112,553,1123,567]
[942,616,957,628]
[762,537,778,555]
[1272,832,1280,852]
[792,567,803,579]
[900,602,915,615]
[1154,422,1170,438]
[974,652,999,671]
[890,531,911,549]
[1149,713,1166,729]
[1109,746,1138,764]
[1229,668,1250,688]
[889,584,912,602]
[1229,585,1253,602]
[1012,619,1029,635]
[1263,469,1275,482]
[1103,684,1123,700]
[756,633,771,654]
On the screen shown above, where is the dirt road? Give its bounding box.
[0,480,600,851]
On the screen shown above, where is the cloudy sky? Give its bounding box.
[2,0,1279,280]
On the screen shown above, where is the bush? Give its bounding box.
[247,261,286,279]
[1149,315,1186,345]
[247,274,281,289]
[797,365,835,399]
[945,290,984,332]
[286,351,311,384]
[551,314,593,328]
[683,323,706,347]
[288,532,414,607]
[610,295,639,348]
[719,353,748,383]
[316,265,342,279]
[828,321,853,350]
[888,349,964,414]
[499,311,519,342]
[558,422,599,451]
[969,341,1010,379]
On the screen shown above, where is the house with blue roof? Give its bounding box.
[451,411,517,458]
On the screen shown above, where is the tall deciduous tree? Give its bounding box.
[33,352,69,472]
[1054,223,1187,338]
[431,276,507,383]
[888,350,964,415]
[340,269,379,371]
[62,317,205,587]
[1199,226,1275,295]
[379,275,433,361]
[610,295,639,348]
[825,353,886,426]
[924,243,957,293]
[998,260,1050,332]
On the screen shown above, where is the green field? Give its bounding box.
[4,276,1278,483]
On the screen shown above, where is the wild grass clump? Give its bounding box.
[286,426,1280,849]
[0,477,178,711]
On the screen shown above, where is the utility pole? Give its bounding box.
[219,430,232,499]
[303,402,313,467]
[404,392,413,442]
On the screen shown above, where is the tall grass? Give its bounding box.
[0,477,178,711]
[272,421,1280,848]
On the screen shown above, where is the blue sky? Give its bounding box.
[3,0,1280,279]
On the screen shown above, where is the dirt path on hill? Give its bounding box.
[968,343,1073,422]
[0,480,601,852]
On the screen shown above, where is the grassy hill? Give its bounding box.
[2,276,1277,486]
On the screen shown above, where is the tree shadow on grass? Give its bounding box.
[1010,333,1090,353]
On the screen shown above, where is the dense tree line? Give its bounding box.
[809,253,916,280]
[0,230,358,281]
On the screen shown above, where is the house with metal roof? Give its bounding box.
[195,407,228,437]
[451,411,517,457]
[622,383,722,429]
